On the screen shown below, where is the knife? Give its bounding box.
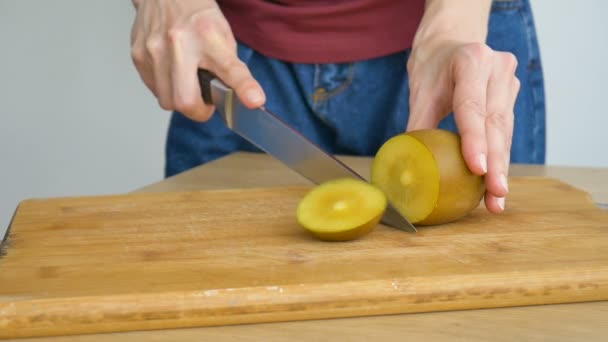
[198,69,416,233]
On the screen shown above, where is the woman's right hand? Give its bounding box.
[130,0,266,121]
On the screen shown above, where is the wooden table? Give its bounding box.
[16,152,608,342]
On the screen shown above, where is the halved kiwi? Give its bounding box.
[371,129,485,225]
[296,178,387,241]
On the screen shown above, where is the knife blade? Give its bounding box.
[198,69,416,233]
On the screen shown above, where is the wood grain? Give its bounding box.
[1,176,607,339]
[138,152,608,206]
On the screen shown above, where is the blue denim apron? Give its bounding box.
[165,0,545,177]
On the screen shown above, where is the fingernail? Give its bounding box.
[496,197,505,211]
[500,174,509,193]
[479,154,488,174]
[246,89,264,105]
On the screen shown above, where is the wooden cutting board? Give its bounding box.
[1,177,607,339]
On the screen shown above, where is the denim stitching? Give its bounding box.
[323,63,356,99]
[312,64,322,109]
[310,64,356,129]
[313,63,356,103]
[310,63,333,127]
[313,64,321,91]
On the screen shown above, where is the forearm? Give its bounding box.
[414,0,492,46]
[132,0,218,10]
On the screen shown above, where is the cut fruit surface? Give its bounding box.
[371,134,440,224]
[296,178,387,241]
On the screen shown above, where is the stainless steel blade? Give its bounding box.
[207,77,416,233]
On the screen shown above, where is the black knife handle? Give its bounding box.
[198,69,217,105]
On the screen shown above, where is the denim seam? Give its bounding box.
[310,64,356,130]
[517,1,545,163]
[492,0,522,11]
[312,63,356,104]
[312,64,322,108]
[324,63,356,99]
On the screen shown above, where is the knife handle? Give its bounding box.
[198,69,217,105]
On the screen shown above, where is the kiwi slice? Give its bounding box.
[296,178,387,241]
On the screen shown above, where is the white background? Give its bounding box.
[1,0,607,238]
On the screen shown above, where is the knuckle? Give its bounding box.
[487,110,513,127]
[513,76,521,93]
[130,45,145,64]
[173,95,198,114]
[191,13,235,53]
[462,42,493,64]
[191,12,220,40]
[454,98,485,119]
[501,52,519,73]
[145,37,165,59]
[166,27,186,47]
[215,58,243,77]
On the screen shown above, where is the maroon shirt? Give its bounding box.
[218,0,425,63]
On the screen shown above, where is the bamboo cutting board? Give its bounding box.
[1,177,607,339]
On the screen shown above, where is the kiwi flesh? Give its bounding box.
[296,178,387,241]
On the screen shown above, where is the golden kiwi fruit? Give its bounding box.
[296,178,387,241]
[371,129,485,225]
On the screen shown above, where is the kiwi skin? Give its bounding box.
[307,212,384,242]
[407,129,486,225]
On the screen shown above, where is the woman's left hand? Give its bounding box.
[406,38,520,213]
[407,0,520,213]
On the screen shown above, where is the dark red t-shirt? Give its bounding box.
[217,0,425,63]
